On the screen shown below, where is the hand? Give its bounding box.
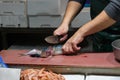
[62,31,84,54]
[54,24,69,42]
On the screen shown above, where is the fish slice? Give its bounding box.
[45,35,61,44]
[0,68,21,80]
[19,49,42,56]
[19,49,51,58]
[19,45,63,58]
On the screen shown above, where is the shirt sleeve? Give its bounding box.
[69,0,86,5]
[104,0,120,21]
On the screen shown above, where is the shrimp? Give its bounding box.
[20,68,65,80]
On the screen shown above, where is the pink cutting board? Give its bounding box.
[0,50,120,68]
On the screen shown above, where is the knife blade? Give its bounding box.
[45,35,61,44]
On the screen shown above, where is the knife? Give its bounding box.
[45,35,62,44]
[0,68,21,80]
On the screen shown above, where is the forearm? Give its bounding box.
[61,1,83,26]
[77,11,116,37]
[78,0,120,37]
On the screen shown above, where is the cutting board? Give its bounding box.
[0,50,120,68]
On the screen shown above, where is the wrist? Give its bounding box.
[60,22,69,28]
[62,19,71,27]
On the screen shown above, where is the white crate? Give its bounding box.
[0,0,26,16]
[1,15,28,28]
[27,0,68,16]
[29,15,63,28]
[86,75,120,80]
[71,8,91,28]
[63,75,84,80]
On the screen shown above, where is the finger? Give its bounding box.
[60,34,68,42]
[69,45,75,53]
[62,45,68,54]
[62,43,71,54]
[72,43,81,51]
[54,31,60,36]
[54,29,62,36]
[62,43,75,54]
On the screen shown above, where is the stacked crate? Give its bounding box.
[0,0,28,28]
[28,0,68,28]
[71,8,91,28]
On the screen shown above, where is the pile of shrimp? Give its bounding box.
[20,68,65,80]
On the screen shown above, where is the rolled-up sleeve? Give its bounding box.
[104,0,120,21]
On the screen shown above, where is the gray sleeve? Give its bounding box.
[104,0,120,21]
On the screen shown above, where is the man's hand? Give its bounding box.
[62,31,84,54]
[54,24,69,42]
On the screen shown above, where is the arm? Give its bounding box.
[54,0,86,41]
[62,11,116,54]
[77,0,120,38]
[77,11,116,38]
[62,0,120,54]
[61,0,86,26]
